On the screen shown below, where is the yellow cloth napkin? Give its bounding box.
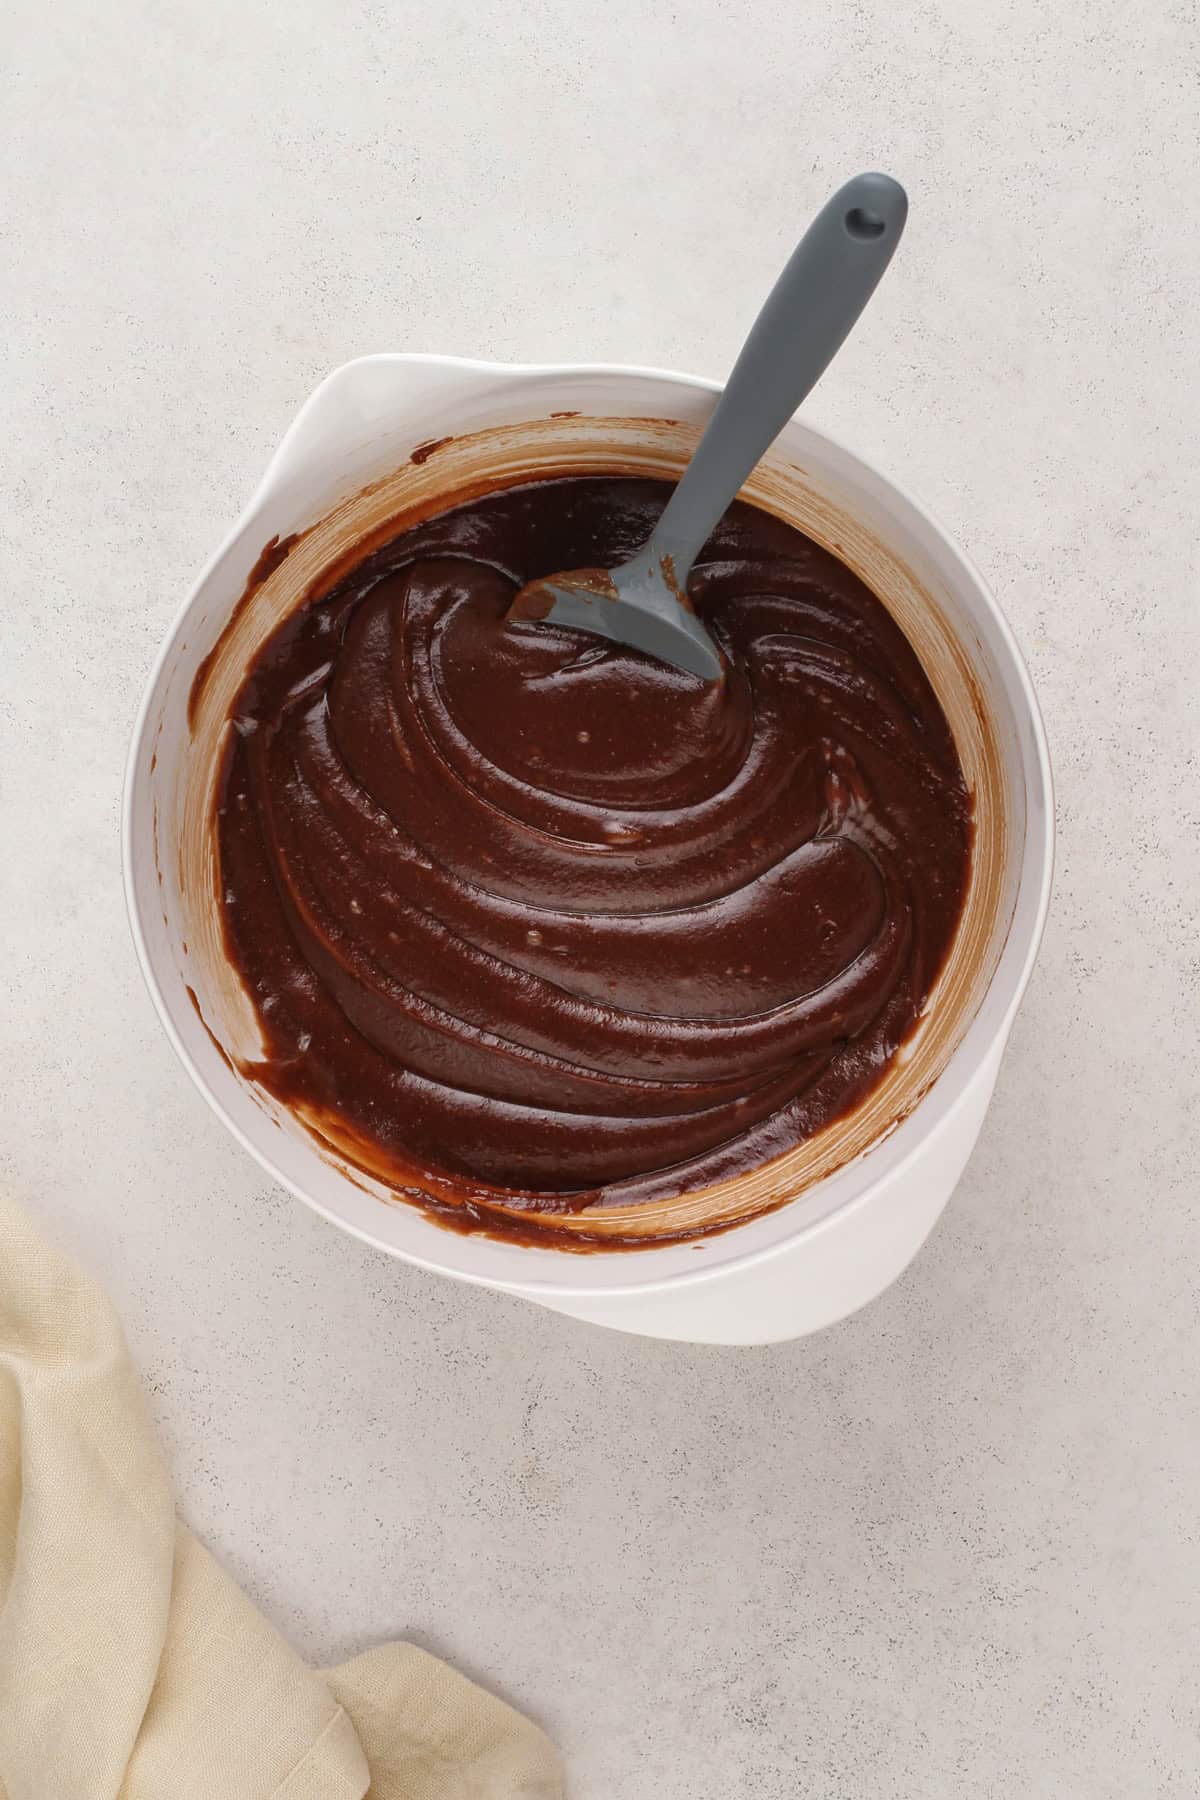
[0,1197,561,1799]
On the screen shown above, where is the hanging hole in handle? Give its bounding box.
[845,207,887,240]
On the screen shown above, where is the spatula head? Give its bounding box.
[509,555,723,682]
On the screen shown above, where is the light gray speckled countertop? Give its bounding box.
[4,3,1198,1794]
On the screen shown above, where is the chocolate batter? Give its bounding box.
[215,477,971,1239]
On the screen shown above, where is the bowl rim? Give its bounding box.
[122,353,1054,1298]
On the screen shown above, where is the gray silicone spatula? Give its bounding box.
[509,172,908,679]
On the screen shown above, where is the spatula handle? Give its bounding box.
[653,172,908,575]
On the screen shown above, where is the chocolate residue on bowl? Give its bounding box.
[187,533,299,731]
[410,435,453,466]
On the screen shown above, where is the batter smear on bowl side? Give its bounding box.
[215,476,971,1238]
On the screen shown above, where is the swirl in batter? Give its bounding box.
[216,477,971,1237]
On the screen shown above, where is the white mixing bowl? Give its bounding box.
[123,356,1052,1342]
